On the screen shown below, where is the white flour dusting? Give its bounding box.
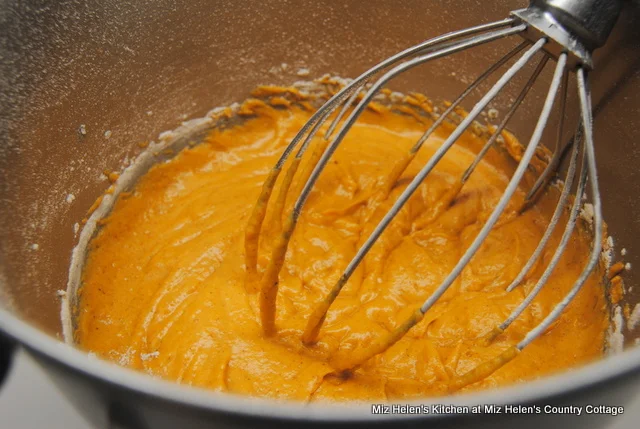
[296,68,310,77]
[141,351,160,361]
[629,304,640,331]
[580,203,594,225]
[607,306,625,355]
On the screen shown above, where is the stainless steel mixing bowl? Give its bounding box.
[1,1,639,428]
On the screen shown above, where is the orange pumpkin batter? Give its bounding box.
[75,87,607,401]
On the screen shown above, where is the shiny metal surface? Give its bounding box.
[514,0,623,68]
[533,0,624,48]
[0,0,639,427]
[512,7,594,67]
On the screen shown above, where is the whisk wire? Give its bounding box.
[461,55,549,184]
[499,134,585,332]
[293,25,528,217]
[247,2,608,389]
[245,18,519,290]
[324,86,365,140]
[302,38,545,346]
[328,46,568,373]
[505,72,572,292]
[518,67,602,350]
[257,24,528,336]
[409,40,529,155]
[420,49,567,332]
[451,67,602,391]
[521,68,571,207]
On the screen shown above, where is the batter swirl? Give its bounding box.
[76,87,606,401]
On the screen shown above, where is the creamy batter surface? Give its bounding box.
[75,87,607,401]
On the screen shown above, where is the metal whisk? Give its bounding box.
[245,0,622,389]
